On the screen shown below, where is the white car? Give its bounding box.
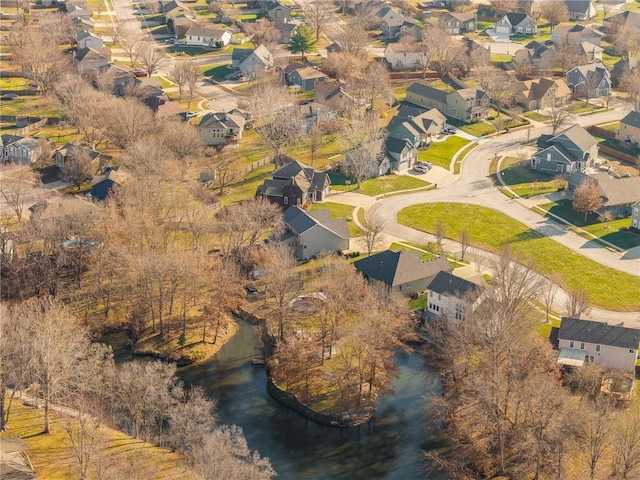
[185,111,198,118]
[414,164,429,173]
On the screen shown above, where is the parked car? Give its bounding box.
[245,285,258,294]
[1,93,18,100]
[185,111,198,118]
[414,164,429,173]
[134,70,148,77]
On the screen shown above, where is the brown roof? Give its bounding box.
[293,66,328,81]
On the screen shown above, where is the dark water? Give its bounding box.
[177,320,444,480]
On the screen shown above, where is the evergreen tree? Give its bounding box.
[287,25,316,61]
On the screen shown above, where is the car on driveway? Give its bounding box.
[134,70,148,77]
[185,111,198,118]
[414,164,429,173]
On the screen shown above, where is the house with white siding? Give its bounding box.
[280,206,349,260]
[425,270,484,320]
[557,317,640,372]
[185,26,232,47]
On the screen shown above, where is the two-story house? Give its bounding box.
[54,143,102,169]
[185,26,232,48]
[0,135,42,165]
[439,12,476,35]
[563,0,596,21]
[530,124,598,174]
[231,44,273,78]
[280,205,349,260]
[568,171,640,217]
[557,317,640,372]
[195,112,246,147]
[515,77,572,111]
[426,270,484,320]
[383,43,429,72]
[566,63,611,99]
[494,13,537,37]
[257,158,331,208]
[617,111,640,144]
[385,137,417,171]
[73,47,112,73]
[265,0,291,25]
[286,66,328,92]
[405,83,489,123]
[551,25,601,47]
[514,40,554,69]
[354,250,452,296]
[387,105,447,147]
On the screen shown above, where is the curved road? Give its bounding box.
[367,107,640,278]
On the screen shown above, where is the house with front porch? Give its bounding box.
[557,317,639,372]
[515,77,571,111]
[530,124,598,174]
[257,157,331,209]
[405,83,489,123]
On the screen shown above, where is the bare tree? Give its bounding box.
[581,400,613,480]
[60,146,94,190]
[613,24,640,59]
[305,0,333,41]
[434,220,446,251]
[541,274,560,323]
[38,11,76,45]
[459,227,470,261]
[549,101,572,134]
[360,210,386,256]
[136,41,169,77]
[243,18,281,51]
[612,409,640,480]
[306,123,323,165]
[620,67,640,111]
[565,286,590,318]
[212,150,236,195]
[172,60,191,100]
[490,0,518,16]
[423,26,465,78]
[322,51,367,82]
[472,66,513,116]
[167,386,216,456]
[103,97,156,148]
[333,18,369,57]
[573,180,603,222]
[184,62,203,110]
[0,166,40,223]
[341,111,384,188]
[539,0,569,31]
[119,29,142,67]
[353,62,393,112]
[160,119,205,181]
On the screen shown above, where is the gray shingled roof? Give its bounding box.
[559,317,640,350]
[427,270,481,297]
[621,111,640,129]
[552,124,598,152]
[406,83,448,104]
[354,250,451,287]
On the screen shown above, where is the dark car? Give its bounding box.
[245,285,258,294]
[1,93,18,100]
[134,70,148,77]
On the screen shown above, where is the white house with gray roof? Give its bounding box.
[617,111,640,144]
[281,206,349,260]
[557,317,640,372]
[426,270,484,320]
[530,124,598,174]
[185,26,231,47]
[195,112,245,146]
[231,44,273,78]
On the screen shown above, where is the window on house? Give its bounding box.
[455,305,464,320]
[438,294,441,300]
[596,345,600,352]
[569,341,574,348]
[630,349,636,354]
[283,197,288,205]
[580,342,585,350]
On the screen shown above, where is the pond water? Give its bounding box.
[177,320,444,480]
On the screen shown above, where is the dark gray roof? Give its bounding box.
[232,48,252,62]
[559,317,640,350]
[621,110,640,129]
[257,178,288,197]
[354,250,451,287]
[504,13,528,26]
[284,205,317,234]
[427,270,481,297]
[564,0,593,15]
[283,206,349,239]
[0,134,24,147]
[552,124,598,152]
[386,136,413,153]
[406,83,448,104]
[308,210,349,239]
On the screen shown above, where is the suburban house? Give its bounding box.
[464,38,490,66]
[425,270,484,320]
[275,22,299,44]
[631,200,640,230]
[0,135,42,165]
[231,44,273,78]
[265,1,291,24]
[387,105,447,146]
[343,139,391,178]
[616,110,640,144]
[515,77,572,111]
[439,12,476,35]
[195,112,246,147]
[185,26,231,47]
[604,10,640,34]
[90,167,128,201]
[514,40,554,68]
[280,206,349,260]
[568,171,640,216]
[611,57,640,87]
[379,7,405,38]
[353,250,453,296]
[557,317,640,372]
[405,83,490,123]
[257,158,331,208]
[563,0,596,20]
[383,43,428,71]
[143,94,187,118]
[285,66,327,92]
[299,102,338,131]
[578,41,603,64]
[567,64,611,99]
[315,81,358,113]
[172,15,198,39]
[76,29,103,49]
[530,124,598,174]
[161,0,191,21]
[66,4,92,21]
[551,25,601,47]
[494,13,537,37]
[54,143,101,169]
[73,47,111,73]
[385,137,417,171]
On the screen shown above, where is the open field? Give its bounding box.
[398,202,640,311]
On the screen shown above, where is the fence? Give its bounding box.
[230,156,271,181]
[14,118,48,136]
[388,71,440,80]
[587,125,616,139]
[598,144,639,164]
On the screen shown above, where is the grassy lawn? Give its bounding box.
[216,163,275,206]
[389,241,435,261]
[308,201,363,237]
[490,53,513,63]
[0,95,63,118]
[397,203,640,311]
[331,174,430,197]
[599,122,620,132]
[286,135,342,169]
[2,402,192,480]
[418,136,471,169]
[497,156,559,198]
[568,100,604,114]
[602,52,622,70]
[523,111,551,122]
[0,77,30,91]
[538,200,640,250]
[446,117,496,137]
[454,142,478,174]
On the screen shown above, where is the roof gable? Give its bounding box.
[559,317,640,350]
[427,270,482,297]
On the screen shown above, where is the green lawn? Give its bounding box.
[0,95,63,118]
[418,136,471,169]
[389,241,435,261]
[397,203,640,311]
[202,63,234,81]
[538,200,640,250]
[446,117,496,137]
[308,202,363,237]
[568,101,604,114]
[454,142,478,174]
[490,53,513,63]
[523,111,551,122]
[216,163,275,206]
[331,174,431,197]
[497,156,559,198]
